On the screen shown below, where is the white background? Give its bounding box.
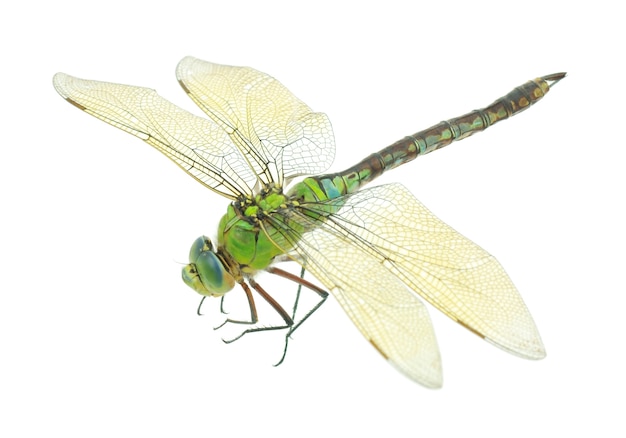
[2,1,624,436]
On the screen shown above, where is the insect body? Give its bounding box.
[53,57,564,387]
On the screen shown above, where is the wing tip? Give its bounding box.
[176,55,202,79]
[53,72,81,103]
[389,359,443,389]
[52,72,70,93]
[484,336,547,360]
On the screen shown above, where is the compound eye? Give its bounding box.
[188,236,213,263]
[193,250,235,294]
[182,236,235,296]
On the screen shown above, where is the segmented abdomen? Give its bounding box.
[302,73,564,201]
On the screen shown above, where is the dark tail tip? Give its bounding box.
[542,72,567,87]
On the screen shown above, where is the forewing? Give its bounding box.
[176,56,335,185]
[313,183,546,359]
[53,73,257,199]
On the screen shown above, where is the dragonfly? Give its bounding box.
[53,57,564,388]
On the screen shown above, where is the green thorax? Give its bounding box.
[218,179,349,272]
[217,185,286,271]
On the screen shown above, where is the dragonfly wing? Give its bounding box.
[53,73,257,199]
[176,56,335,185]
[305,183,545,360]
[281,214,442,387]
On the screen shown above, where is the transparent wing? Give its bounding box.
[176,56,335,186]
[273,183,543,385]
[289,219,443,388]
[294,183,545,361]
[53,73,257,199]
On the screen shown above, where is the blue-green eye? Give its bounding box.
[182,236,235,296]
[188,236,212,263]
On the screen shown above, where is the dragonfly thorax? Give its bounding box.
[218,185,296,271]
[182,185,301,297]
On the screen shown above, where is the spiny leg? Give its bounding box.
[221,279,295,344]
[207,267,329,365]
[266,266,329,366]
[270,255,306,321]
[249,278,294,326]
[215,281,259,330]
[290,265,306,321]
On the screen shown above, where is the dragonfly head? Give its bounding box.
[182,236,236,297]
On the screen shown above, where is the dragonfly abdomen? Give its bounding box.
[303,73,565,201]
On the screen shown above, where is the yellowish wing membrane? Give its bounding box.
[295,223,443,388]
[52,73,256,199]
[175,57,335,184]
[321,183,545,359]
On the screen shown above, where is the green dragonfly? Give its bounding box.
[53,57,564,388]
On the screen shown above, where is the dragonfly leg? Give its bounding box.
[290,265,306,321]
[221,279,295,343]
[219,295,230,315]
[215,281,259,330]
[267,266,329,332]
[197,295,230,317]
[269,256,307,321]
[218,269,329,367]
[196,296,207,315]
[266,266,329,366]
[249,278,295,325]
